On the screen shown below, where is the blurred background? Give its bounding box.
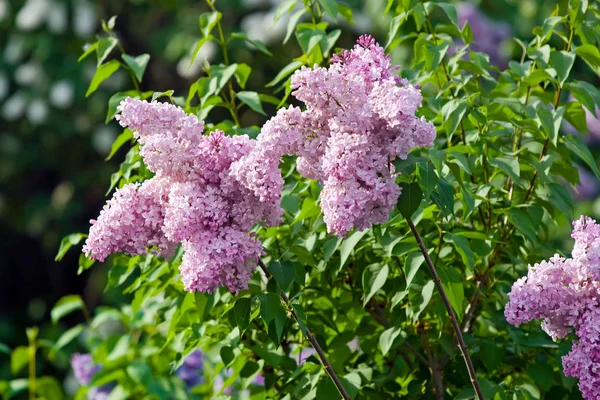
[0,0,599,385]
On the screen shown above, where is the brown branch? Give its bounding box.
[407,219,484,400]
[257,259,351,400]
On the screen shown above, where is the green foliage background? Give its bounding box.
[1,0,600,399]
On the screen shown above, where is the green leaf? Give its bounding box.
[234,298,252,331]
[550,50,575,86]
[49,324,84,359]
[443,234,475,277]
[122,54,150,82]
[292,196,321,224]
[151,90,174,102]
[404,252,424,288]
[236,91,266,115]
[211,64,238,92]
[234,63,252,89]
[462,21,473,44]
[195,292,214,324]
[431,179,454,217]
[321,29,341,57]
[285,9,307,44]
[397,182,423,219]
[317,0,338,19]
[508,208,537,242]
[105,129,133,161]
[269,261,295,291]
[199,11,221,38]
[55,233,87,261]
[523,69,553,87]
[11,347,28,375]
[538,106,565,146]
[189,37,212,68]
[386,12,408,49]
[36,377,63,399]
[231,32,272,56]
[362,263,389,306]
[567,80,599,116]
[489,156,521,186]
[564,135,600,179]
[564,101,588,134]
[51,295,85,324]
[438,266,464,320]
[296,29,326,55]
[79,41,98,62]
[441,99,468,138]
[266,61,303,87]
[86,60,120,97]
[413,280,435,321]
[96,37,118,66]
[576,44,600,77]
[435,2,458,27]
[0,342,10,355]
[337,3,353,23]
[291,304,308,335]
[259,294,286,344]
[106,92,131,124]
[340,230,367,268]
[220,346,236,367]
[379,326,404,356]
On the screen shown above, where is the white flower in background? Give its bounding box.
[16,0,51,31]
[2,91,27,121]
[177,40,217,79]
[73,0,96,38]
[49,80,75,109]
[241,10,288,45]
[47,1,68,34]
[3,34,26,65]
[92,125,117,156]
[0,0,10,23]
[27,99,49,124]
[15,62,44,86]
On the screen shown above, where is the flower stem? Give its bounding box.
[407,219,484,400]
[257,259,351,400]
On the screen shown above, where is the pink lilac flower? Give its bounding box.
[230,35,435,237]
[84,98,282,293]
[71,353,112,400]
[505,216,600,399]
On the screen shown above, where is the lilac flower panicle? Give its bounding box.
[71,353,101,386]
[176,350,204,389]
[84,99,282,293]
[505,216,600,399]
[231,35,436,237]
[71,353,112,400]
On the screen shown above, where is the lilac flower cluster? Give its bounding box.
[83,98,282,293]
[231,35,436,236]
[71,353,112,400]
[176,350,204,389]
[505,216,600,399]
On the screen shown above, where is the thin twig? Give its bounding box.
[407,219,484,400]
[257,259,351,400]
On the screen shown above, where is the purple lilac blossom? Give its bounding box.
[454,2,511,68]
[83,98,282,293]
[504,216,600,399]
[70,353,112,400]
[574,165,600,200]
[176,350,204,388]
[230,35,436,237]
